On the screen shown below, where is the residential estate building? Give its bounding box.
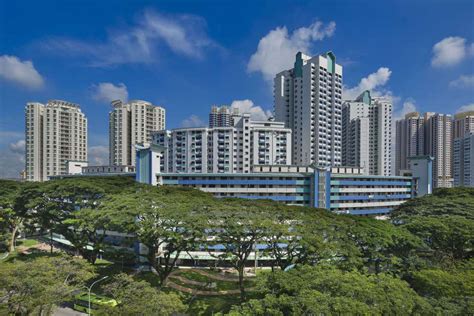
[395,112,425,173]
[209,105,235,128]
[454,133,474,187]
[424,112,453,188]
[109,99,165,167]
[453,111,474,187]
[25,100,87,181]
[53,145,433,216]
[274,51,343,167]
[342,90,392,176]
[152,112,292,174]
[133,145,432,215]
[395,112,453,188]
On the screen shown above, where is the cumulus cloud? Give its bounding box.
[394,99,418,122]
[92,82,129,102]
[449,74,474,88]
[181,115,205,128]
[88,145,109,165]
[230,99,272,121]
[40,9,217,66]
[0,139,25,179]
[431,36,473,67]
[247,21,336,82]
[0,55,44,89]
[343,67,392,100]
[9,139,25,154]
[456,103,474,113]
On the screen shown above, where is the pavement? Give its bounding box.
[53,306,87,316]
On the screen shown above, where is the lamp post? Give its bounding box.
[88,276,108,315]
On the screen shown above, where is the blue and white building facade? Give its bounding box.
[133,146,429,215]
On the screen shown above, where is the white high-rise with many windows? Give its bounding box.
[109,100,165,166]
[274,51,343,167]
[25,100,87,181]
[453,111,474,187]
[342,91,392,175]
[152,112,291,173]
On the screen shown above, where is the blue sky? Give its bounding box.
[0,0,473,178]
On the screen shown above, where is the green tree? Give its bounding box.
[16,178,114,260]
[99,273,186,316]
[0,180,26,252]
[227,265,432,315]
[62,207,112,264]
[0,255,95,315]
[340,216,423,274]
[264,207,352,271]
[101,185,210,285]
[206,199,271,301]
[408,261,474,314]
[391,187,474,220]
[399,216,473,264]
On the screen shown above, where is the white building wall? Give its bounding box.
[25,100,87,181]
[25,103,44,181]
[152,114,292,174]
[275,52,342,168]
[109,100,165,166]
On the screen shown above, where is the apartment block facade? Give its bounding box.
[342,90,392,175]
[274,51,343,167]
[396,112,453,188]
[152,113,292,173]
[209,105,235,128]
[453,111,474,186]
[25,100,87,181]
[109,100,165,166]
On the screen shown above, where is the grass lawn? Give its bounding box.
[171,270,255,292]
[136,269,259,316]
[16,238,39,248]
[185,291,261,315]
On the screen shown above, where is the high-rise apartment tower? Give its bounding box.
[453,111,474,186]
[396,112,453,188]
[153,112,291,173]
[109,100,165,166]
[25,100,87,181]
[274,51,343,167]
[342,90,392,175]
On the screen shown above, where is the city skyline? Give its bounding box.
[1,0,474,178]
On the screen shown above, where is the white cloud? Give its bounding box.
[449,74,474,88]
[456,103,474,113]
[88,145,109,165]
[181,115,205,128]
[247,21,336,82]
[9,139,25,154]
[0,139,25,179]
[40,9,217,66]
[394,99,418,122]
[0,55,44,89]
[343,67,392,100]
[431,36,473,67]
[230,99,272,121]
[92,82,129,102]
[0,131,23,145]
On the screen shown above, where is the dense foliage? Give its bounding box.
[0,177,472,315]
[0,255,95,315]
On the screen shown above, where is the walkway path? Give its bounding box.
[164,268,255,296]
[182,268,240,281]
[166,280,248,296]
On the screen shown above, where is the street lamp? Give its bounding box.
[88,276,108,315]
